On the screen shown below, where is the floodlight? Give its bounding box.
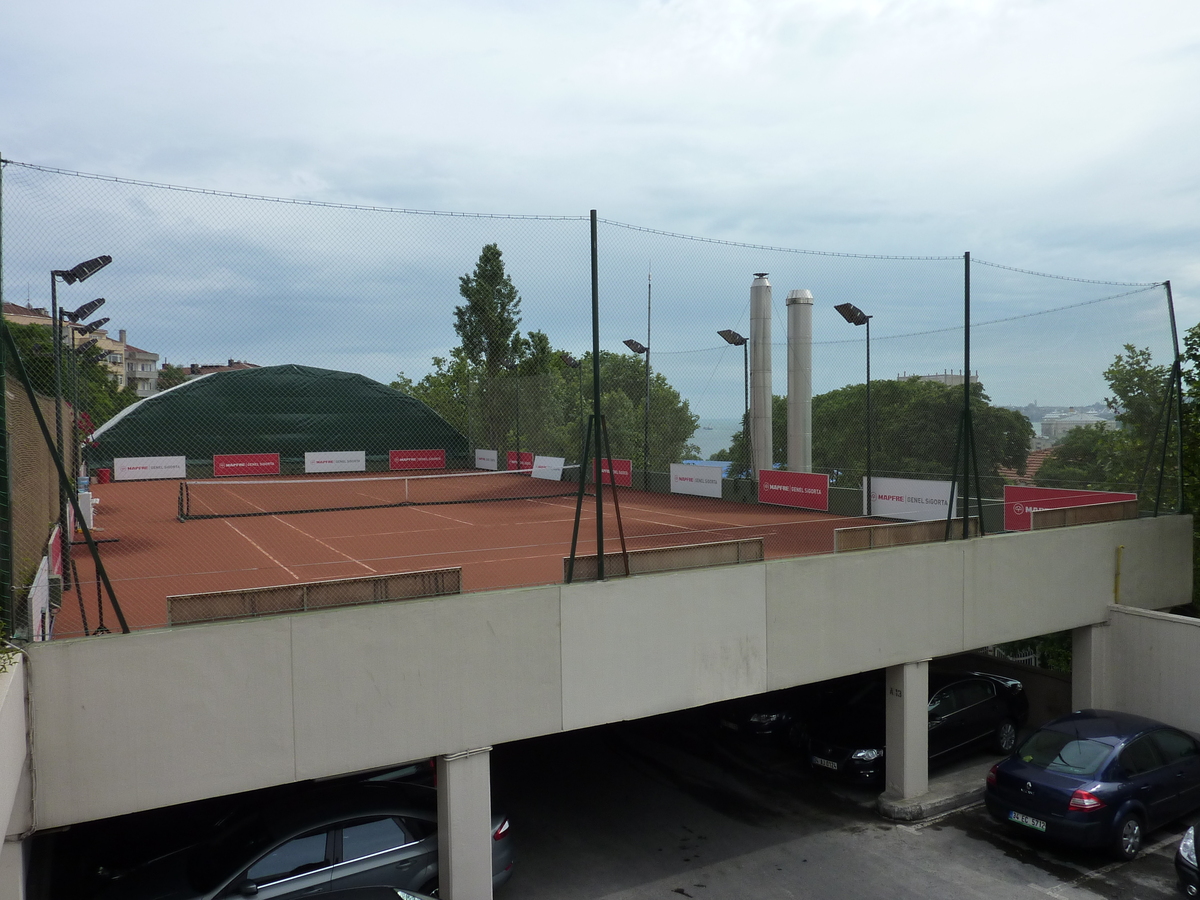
[717,329,746,347]
[53,255,112,285]
[63,297,106,323]
[623,339,648,355]
[834,302,870,327]
[75,338,100,355]
[73,317,110,336]
[560,353,580,368]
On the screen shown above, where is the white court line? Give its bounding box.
[222,520,300,580]
[267,515,377,573]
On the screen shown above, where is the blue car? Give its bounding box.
[985,709,1200,860]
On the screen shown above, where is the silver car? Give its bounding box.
[96,782,512,899]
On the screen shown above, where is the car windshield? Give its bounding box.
[1016,729,1111,776]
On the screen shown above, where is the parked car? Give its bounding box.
[803,669,1029,782]
[95,782,513,899]
[326,889,435,900]
[985,709,1200,860]
[715,672,878,742]
[1177,823,1198,897]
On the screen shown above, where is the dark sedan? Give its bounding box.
[804,670,1029,782]
[985,709,1200,860]
[95,782,513,899]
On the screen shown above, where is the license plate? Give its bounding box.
[812,756,839,771]
[1008,811,1046,832]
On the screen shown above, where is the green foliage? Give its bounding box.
[717,379,1032,492]
[4,320,132,427]
[454,243,522,378]
[157,363,188,390]
[1034,425,1114,489]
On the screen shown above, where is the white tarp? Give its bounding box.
[29,557,50,642]
[865,476,956,520]
[114,456,187,480]
[304,450,366,473]
[670,462,722,498]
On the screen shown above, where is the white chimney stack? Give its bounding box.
[786,289,814,472]
[750,274,772,479]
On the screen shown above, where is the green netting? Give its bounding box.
[87,364,467,475]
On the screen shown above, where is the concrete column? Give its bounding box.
[785,289,813,473]
[1072,623,1109,710]
[750,274,773,479]
[0,839,26,899]
[436,748,494,900]
[883,660,929,801]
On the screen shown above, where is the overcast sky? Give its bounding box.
[3,0,1198,415]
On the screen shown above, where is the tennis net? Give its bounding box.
[178,466,585,520]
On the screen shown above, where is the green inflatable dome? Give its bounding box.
[88,364,467,475]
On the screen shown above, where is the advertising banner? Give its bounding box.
[48,525,62,577]
[531,456,565,481]
[865,476,956,520]
[599,458,633,487]
[214,453,281,477]
[758,470,829,511]
[115,456,187,481]
[506,451,534,471]
[29,557,50,642]
[1003,485,1137,531]
[670,462,723,498]
[475,449,498,470]
[389,449,446,471]
[304,450,366,473]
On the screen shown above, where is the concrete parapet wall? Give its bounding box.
[23,513,1193,829]
[1103,605,1200,735]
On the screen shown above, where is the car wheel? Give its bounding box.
[1111,812,1144,861]
[418,878,440,897]
[787,722,809,750]
[993,719,1017,754]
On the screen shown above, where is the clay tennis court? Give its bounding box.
[54,470,874,639]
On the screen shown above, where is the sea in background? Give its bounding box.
[688,417,742,460]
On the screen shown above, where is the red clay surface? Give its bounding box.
[55,472,876,639]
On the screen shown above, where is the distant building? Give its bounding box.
[186,359,261,379]
[897,370,980,386]
[1041,410,1112,441]
[2,301,130,388]
[121,330,160,397]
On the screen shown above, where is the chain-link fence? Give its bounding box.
[0,160,1182,639]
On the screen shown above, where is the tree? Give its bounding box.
[716,379,1032,494]
[157,364,188,391]
[455,243,522,377]
[1034,425,1114,489]
[3,320,134,427]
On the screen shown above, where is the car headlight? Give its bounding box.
[851,749,883,761]
[1182,825,1197,867]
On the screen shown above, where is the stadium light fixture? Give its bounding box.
[834,302,873,516]
[62,297,106,323]
[72,317,110,336]
[560,353,584,433]
[623,339,651,480]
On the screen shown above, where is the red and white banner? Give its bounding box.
[214,453,281,477]
[507,451,534,471]
[48,525,63,577]
[759,470,829,511]
[390,449,446,470]
[115,456,187,480]
[599,458,633,487]
[1003,485,1137,531]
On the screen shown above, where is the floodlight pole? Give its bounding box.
[718,329,749,477]
[623,338,650,485]
[834,302,873,516]
[49,255,112,590]
[591,211,603,578]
